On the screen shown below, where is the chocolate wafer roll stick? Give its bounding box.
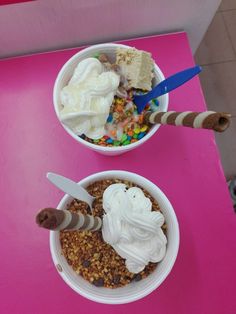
[145,111,231,132]
[36,208,102,231]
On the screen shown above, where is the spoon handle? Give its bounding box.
[147,65,202,101]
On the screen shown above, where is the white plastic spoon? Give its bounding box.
[60,111,98,123]
[47,172,96,210]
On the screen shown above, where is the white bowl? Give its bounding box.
[50,170,179,304]
[53,43,169,156]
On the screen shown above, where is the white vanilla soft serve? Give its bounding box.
[102,183,167,273]
[59,58,120,139]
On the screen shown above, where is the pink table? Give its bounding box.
[1,32,236,314]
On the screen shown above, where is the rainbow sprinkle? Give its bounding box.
[80,87,159,147]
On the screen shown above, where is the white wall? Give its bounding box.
[0,0,221,58]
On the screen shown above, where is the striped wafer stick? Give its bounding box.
[36,208,102,231]
[145,111,231,132]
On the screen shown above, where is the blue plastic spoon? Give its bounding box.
[133,65,202,113]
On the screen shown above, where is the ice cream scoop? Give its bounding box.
[102,183,167,273]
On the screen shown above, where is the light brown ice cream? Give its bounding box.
[116,48,154,91]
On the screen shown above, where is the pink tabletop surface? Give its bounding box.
[1,32,236,314]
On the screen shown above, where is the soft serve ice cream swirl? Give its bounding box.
[59,58,119,139]
[102,183,167,273]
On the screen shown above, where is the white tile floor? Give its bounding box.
[195,0,236,180]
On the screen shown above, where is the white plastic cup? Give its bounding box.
[53,43,168,156]
[50,170,179,304]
